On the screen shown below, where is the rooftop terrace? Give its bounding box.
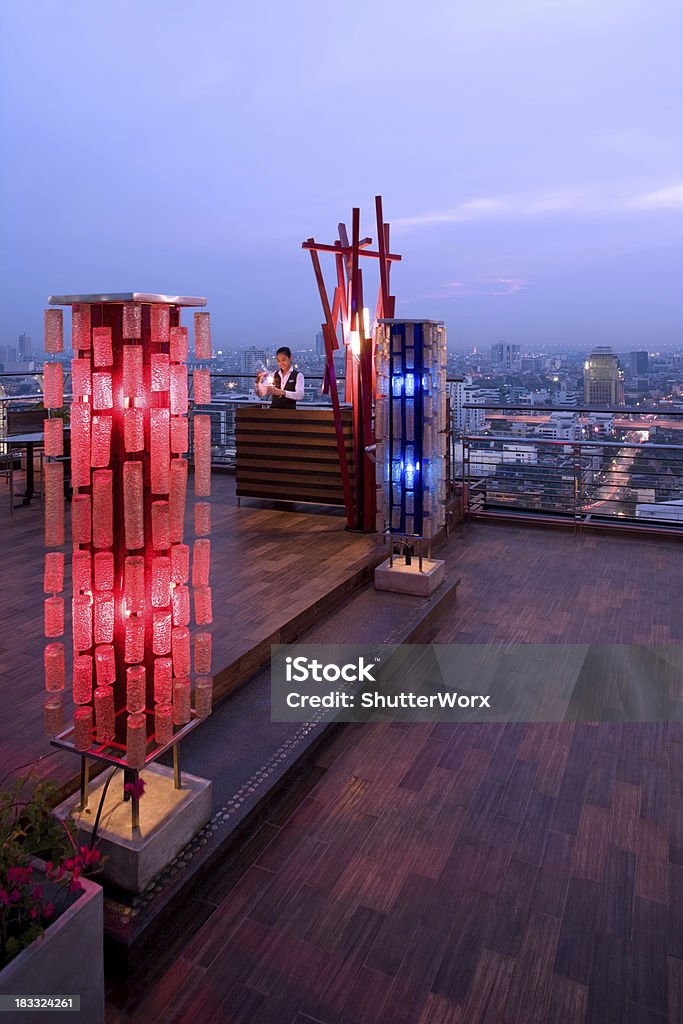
[1,467,681,1023]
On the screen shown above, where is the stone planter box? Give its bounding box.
[0,872,104,1024]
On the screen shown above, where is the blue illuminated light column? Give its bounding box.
[375,319,447,552]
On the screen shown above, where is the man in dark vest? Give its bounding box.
[255,346,305,408]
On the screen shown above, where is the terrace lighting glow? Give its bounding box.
[42,295,216,762]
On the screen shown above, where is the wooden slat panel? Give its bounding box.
[237,460,356,478]
[236,489,347,506]
[237,406,354,422]
[237,423,354,439]
[237,442,354,456]
[236,407,354,508]
[236,481,355,496]
[236,448,352,464]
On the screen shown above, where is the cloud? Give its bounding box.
[393,191,590,231]
[393,198,509,230]
[418,277,527,300]
[394,182,683,232]
[630,183,683,209]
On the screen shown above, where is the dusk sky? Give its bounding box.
[1,0,682,351]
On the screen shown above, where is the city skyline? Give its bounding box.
[1,1,682,350]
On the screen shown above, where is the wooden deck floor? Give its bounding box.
[0,473,379,788]
[105,521,683,1024]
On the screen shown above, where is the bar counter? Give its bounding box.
[236,405,354,506]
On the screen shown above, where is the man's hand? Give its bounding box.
[268,386,284,397]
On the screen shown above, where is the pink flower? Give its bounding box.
[68,878,83,895]
[43,902,55,918]
[123,778,146,800]
[30,906,39,920]
[0,889,10,907]
[32,885,44,901]
[7,866,32,884]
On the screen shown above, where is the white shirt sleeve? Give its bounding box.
[282,371,305,402]
[255,379,269,398]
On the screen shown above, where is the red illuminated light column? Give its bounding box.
[43,294,214,769]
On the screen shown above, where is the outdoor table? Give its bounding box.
[0,431,46,505]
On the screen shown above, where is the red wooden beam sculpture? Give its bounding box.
[302,196,401,530]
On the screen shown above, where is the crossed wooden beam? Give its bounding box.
[302,197,402,530]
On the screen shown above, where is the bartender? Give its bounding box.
[255,347,305,408]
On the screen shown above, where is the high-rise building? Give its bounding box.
[315,331,325,356]
[18,332,32,360]
[0,346,18,364]
[240,347,269,376]
[490,342,521,371]
[447,378,486,433]
[629,351,649,375]
[583,347,625,406]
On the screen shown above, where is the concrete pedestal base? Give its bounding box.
[374,556,446,596]
[55,763,212,894]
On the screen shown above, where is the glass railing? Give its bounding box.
[0,372,343,465]
[4,373,682,528]
[457,408,683,529]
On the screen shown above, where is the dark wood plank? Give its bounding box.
[611,783,641,852]
[669,955,683,1024]
[640,760,668,826]
[487,858,537,957]
[573,805,611,882]
[554,877,602,984]
[497,758,538,823]
[459,949,515,1024]
[503,912,561,1024]
[603,846,637,940]
[531,830,575,918]
[430,890,496,1004]
[339,966,393,1024]
[636,820,668,903]
[586,932,630,1024]
[379,925,448,1024]
[585,748,618,810]
[169,918,272,1024]
[512,789,555,866]
[669,795,683,866]
[365,872,439,976]
[398,737,449,792]
[670,865,683,960]
[551,770,588,837]
[549,975,589,1024]
[205,982,265,1024]
[631,897,668,1014]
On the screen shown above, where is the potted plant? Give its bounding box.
[0,772,105,1024]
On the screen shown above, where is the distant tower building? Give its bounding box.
[490,342,521,371]
[315,331,325,356]
[18,332,32,360]
[240,346,269,376]
[583,347,625,406]
[447,378,486,433]
[629,351,648,375]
